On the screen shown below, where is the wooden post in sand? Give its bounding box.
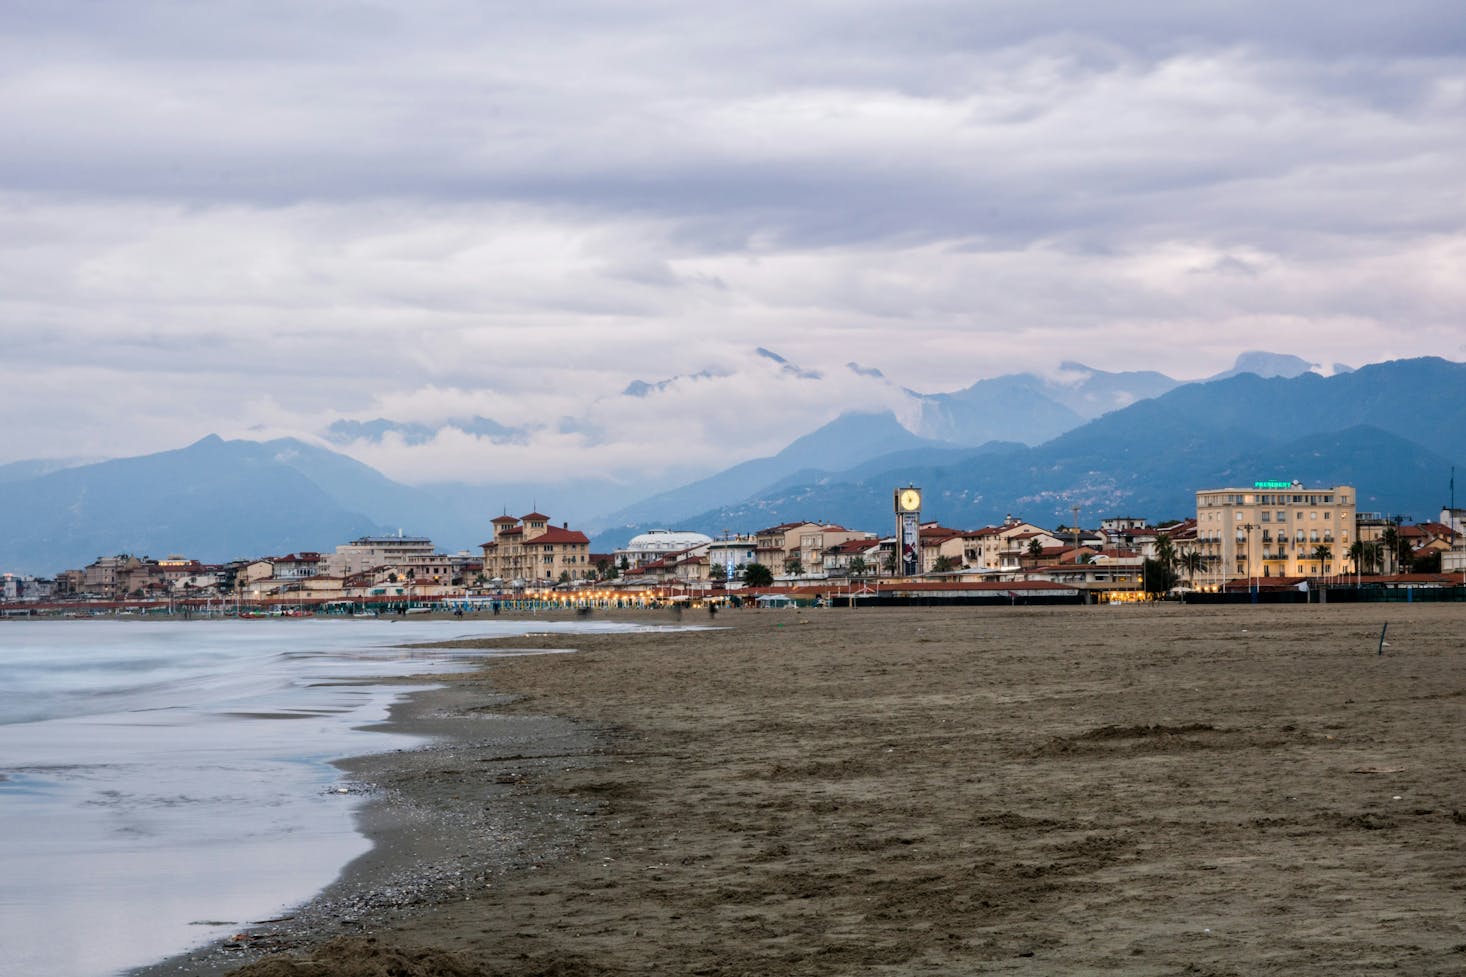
[1377,622,1388,656]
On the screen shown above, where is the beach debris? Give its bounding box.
[325,781,373,796]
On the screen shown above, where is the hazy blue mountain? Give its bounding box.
[0,436,391,575]
[588,411,964,537]
[0,457,98,485]
[668,358,1465,537]
[907,361,1182,446]
[1038,362,1180,417]
[0,434,676,575]
[1208,351,1320,381]
[910,374,1084,445]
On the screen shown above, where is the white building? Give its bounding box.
[326,533,436,577]
[615,530,714,569]
[1442,507,1466,575]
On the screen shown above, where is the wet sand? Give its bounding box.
[149,603,1466,976]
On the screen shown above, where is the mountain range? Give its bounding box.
[1,354,1458,576]
[637,358,1464,543]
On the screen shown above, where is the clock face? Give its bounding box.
[899,489,921,511]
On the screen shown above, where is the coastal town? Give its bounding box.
[4,480,1464,613]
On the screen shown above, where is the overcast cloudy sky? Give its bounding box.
[3,1,1463,484]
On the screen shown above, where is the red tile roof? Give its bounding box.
[531,526,590,545]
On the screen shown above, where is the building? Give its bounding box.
[616,530,714,569]
[1195,481,1356,587]
[1442,508,1466,575]
[706,536,758,579]
[481,512,592,585]
[958,517,1065,572]
[796,525,876,578]
[326,534,437,577]
[753,522,824,571]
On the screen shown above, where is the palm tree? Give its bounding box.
[1381,525,1400,575]
[1311,544,1332,579]
[1348,540,1366,575]
[848,555,868,577]
[1177,549,1204,587]
[1153,532,1177,572]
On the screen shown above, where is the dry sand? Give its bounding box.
[152,603,1466,976]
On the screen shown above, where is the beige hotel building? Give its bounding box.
[1195,482,1355,587]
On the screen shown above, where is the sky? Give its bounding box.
[3,1,1464,486]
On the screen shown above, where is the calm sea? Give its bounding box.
[0,617,657,977]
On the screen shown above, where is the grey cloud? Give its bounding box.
[0,2,1462,475]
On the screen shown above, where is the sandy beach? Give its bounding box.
[145,602,1466,976]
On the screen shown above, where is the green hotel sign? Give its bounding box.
[1253,480,1293,489]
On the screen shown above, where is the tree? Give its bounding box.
[783,556,803,577]
[1348,540,1366,575]
[848,555,868,577]
[1177,548,1204,587]
[1395,536,1416,573]
[1355,541,1381,575]
[1153,532,1176,572]
[743,562,774,587]
[933,555,958,573]
[1311,544,1332,578]
[1026,538,1043,564]
[1381,525,1400,574]
[709,562,727,582]
[1141,557,1179,595]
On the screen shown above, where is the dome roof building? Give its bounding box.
[616,529,714,568]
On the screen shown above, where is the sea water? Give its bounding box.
[0,617,658,977]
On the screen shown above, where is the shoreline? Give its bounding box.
[142,604,1466,976]
[132,610,694,977]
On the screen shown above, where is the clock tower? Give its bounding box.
[894,486,922,576]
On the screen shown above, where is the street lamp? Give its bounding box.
[1242,523,1256,597]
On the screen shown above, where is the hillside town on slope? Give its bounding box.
[4,481,1465,610]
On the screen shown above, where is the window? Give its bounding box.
[1261,512,1271,523]
[1324,512,1331,520]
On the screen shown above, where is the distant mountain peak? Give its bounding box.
[847,362,885,379]
[756,347,822,380]
[622,368,727,397]
[325,416,523,446]
[1213,351,1319,381]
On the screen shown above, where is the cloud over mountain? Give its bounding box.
[1,2,1463,482]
